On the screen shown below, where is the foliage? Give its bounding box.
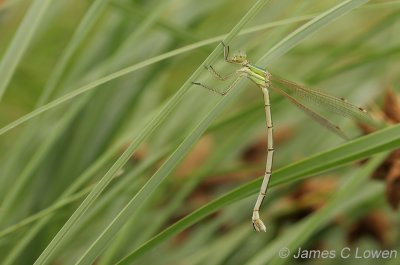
[0,0,399,264]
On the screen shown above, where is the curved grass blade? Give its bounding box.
[74,79,244,265]
[0,145,170,240]
[2,0,380,137]
[247,153,387,265]
[0,186,92,239]
[259,0,370,64]
[0,12,314,137]
[40,0,109,104]
[2,144,170,265]
[81,0,376,264]
[33,1,271,264]
[116,124,400,264]
[0,0,109,228]
[306,11,400,84]
[0,96,91,227]
[0,0,52,101]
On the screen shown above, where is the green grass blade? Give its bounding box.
[0,186,91,239]
[0,0,52,101]
[0,133,168,240]
[116,124,400,263]
[74,79,244,265]
[33,1,270,264]
[3,1,374,137]
[0,11,314,137]
[76,1,386,262]
[0,1,109,191]
[0,0,109,221]
[2,0,397,264]
[0,96,90,227]
[3,140,169,265]
[248,153,387,265]
[40,0,109,104]
[259,0,370,64]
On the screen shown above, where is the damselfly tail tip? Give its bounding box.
[252,218,266,232]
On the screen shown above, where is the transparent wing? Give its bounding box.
[269,85,348,139]
[271,76,370,122]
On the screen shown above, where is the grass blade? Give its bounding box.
[116,124,400,263]
[0,0,52,101]
[75,76,243,265]
[259,0,370,64]
[78,1,382,262]
[33,1,270,264]
[0,11,314,137]
[248,153,387,265]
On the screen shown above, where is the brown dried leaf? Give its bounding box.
[241,126,294,163]
[241,137,267,164]
[291,177,337,210]
[383,88,400,123]
[347,211,393,248]
[358,88,400,134]
[371,150,400,179]
[119,143,148,162]
[271,177,337,223]
[174,135,214,178]
[358,122,377,135]
[386,160,400,210]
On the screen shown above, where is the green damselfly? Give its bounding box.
[192,43,369,232]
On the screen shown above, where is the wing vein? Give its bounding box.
[269,85,348,139]
[271,76,370,122]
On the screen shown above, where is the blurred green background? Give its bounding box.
[0,0,399,264]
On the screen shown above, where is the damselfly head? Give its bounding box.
[231,50,248,64]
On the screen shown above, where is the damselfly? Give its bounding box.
[192,42,369,232]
